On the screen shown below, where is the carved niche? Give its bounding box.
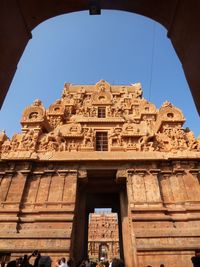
[91,80,113,105]
[47,99,66,129]
[21,99,50,131]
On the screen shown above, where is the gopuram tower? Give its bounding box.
[0,80,200,267]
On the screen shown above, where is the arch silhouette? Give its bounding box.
[1,0,200,113]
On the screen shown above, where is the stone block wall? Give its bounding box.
[0,162,78,263]
[123,160,200,267]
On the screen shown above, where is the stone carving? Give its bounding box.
[1,81,199,156]
[38,131,66,151]
[138,132,155,151]
[92,80,113,105]
[109,126,122,147]
[82,128,94,147]
[122,119,140,135]
[0,131,8,151]
[47,99,65,128]
[130,83,142,98]
[21,99,45,122]
[20,130,39,151]
[61,83,74,105]
[1,139,11,153]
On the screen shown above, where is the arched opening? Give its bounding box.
[99,243,109,261]
[1,10,199,138]
[1,1,200,114]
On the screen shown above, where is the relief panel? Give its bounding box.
[182,171,200,201]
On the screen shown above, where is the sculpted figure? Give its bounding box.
[98,83,106,92]
[1,139,11,153]
[0,131,8,150]
[47,131,65,151]
[131,84,142,98]
[20,130,38,151]
[109,127,122,146]
[83,128,94,147]
[197,135,200,150]
[115,106,122,117]
[83,95,92,106]
[156,131,176,152]
[38,134,48,150]
[33,99,42,107]
[49,116,63,128]
[185,129,199,150]
[163,127,187,151]
[38,131,65,151]
[76,106,83,115]
[172,128,187,149]
[62,89,74,105]
[162,101,172,108]
[10,133,20,151]
[69,123,82,134]
[122,119,136,134]
[90,107,97,117]
[138,132,155,151]
[83,106,90,117]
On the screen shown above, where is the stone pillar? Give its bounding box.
[71,170,88,264]
[147,170,162,205]
[128,170,146,205]
[183,170,200,201]
[159,168,188,206]
[117,169,137,267]
[159,169,188,205]
[0,171,13,205]
[159,171,174,204]
[169,169,187,203]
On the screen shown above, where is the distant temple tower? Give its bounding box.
[0,80,200,267]
[88,213,119,261]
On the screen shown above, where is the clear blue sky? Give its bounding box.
[0,10,199,137]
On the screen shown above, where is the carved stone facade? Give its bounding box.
[0,81,200,267]
[88,213,119,261]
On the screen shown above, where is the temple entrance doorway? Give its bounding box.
[72,169,133,266]
[99,243,109,261]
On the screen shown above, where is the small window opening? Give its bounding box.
[98,107,106,118]
[96,132,108,151]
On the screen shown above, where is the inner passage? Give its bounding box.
[88,208,120,262]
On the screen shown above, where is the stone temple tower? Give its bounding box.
[0,80,200,267]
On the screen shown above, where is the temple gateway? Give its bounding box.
[88,212,119,261]
[0,80,200,267]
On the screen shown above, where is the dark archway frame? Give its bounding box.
[1,0,200,114]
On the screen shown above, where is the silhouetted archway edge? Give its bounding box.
[1,0,200,114]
